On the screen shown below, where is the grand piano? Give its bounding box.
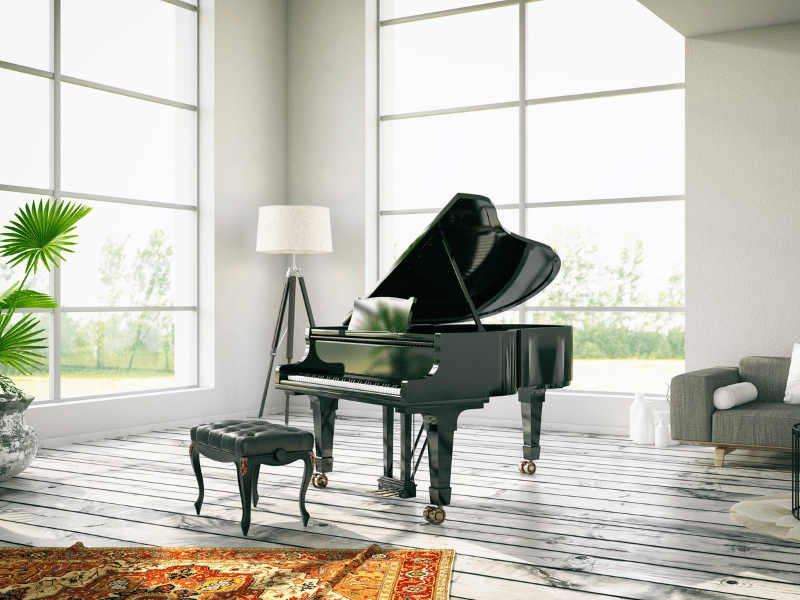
[276,193,572,523]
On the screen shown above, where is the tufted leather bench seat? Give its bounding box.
[190,419,314,535]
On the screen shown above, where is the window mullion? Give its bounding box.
[517,0,526,325]
[49,0,62,402]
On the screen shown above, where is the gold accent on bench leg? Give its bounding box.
[240,457,249,476]
[715,446,734,467]
[309,451,315,468]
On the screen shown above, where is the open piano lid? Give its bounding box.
[356,193,561,327]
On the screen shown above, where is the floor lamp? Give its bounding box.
[256,205,332,424]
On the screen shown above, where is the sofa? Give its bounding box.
[670,356,800,466]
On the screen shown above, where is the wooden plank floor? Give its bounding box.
[0,415,798,599]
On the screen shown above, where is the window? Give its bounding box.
[379,0,684,394]
[0,0,198,401]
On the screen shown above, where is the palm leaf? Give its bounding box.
[0,199,92,275]
[0,289,58,310]
[0,312,47,374]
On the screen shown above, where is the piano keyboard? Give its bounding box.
[286,374,402,396]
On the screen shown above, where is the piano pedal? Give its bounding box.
[368,488,403,498]
[423,505,446,524]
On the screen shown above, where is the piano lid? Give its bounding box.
[357,193,561,326]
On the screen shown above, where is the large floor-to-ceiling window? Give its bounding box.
[0,0,198,401]
[379,0,684,394]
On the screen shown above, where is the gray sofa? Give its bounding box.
[670,356,800,466]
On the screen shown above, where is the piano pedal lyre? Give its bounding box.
[368,488,402,498]
[311,473,328,488]
[519,460,536,475]
[423,505,446,524]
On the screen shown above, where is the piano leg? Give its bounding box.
[519,387,545,475]
[423,414,453,510]
[383,406,394,479]
[310,395,338,487]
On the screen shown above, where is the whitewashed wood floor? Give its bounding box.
[0,415,798,600]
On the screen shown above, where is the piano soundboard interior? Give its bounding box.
[0,415,796,600]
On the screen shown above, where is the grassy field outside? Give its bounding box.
[11,359,685,401]
[570,358,684,395]
[11,372,176,400]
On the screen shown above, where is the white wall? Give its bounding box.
[685,22,800,371]
[28,0,290,444]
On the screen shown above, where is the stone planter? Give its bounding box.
[0,394,38,482]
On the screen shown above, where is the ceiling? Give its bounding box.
[637,0,800,37]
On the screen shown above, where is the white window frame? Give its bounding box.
[377,0,685,394]
[0,0,199,402]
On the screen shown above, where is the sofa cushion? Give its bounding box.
[739,356,790,404]
[712,402,800,448]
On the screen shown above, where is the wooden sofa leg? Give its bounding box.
[715,446,734,467]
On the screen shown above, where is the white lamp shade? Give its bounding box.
[256,205,333,254]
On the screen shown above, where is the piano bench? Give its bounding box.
[189,419,315,536]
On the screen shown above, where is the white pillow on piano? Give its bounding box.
[347,297,416,333]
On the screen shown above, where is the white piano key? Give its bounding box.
[286,374,401,396]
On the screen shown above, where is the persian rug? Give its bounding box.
[0,542,455,599]
[729,493,800,543]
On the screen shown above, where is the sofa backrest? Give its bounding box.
[739,356,791,404]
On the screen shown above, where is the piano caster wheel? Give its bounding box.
[423,505,446,524]
[311,473,328,488]
[519,460,536,475]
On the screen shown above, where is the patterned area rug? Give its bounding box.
[729,493,800,543]
[0,542,455,599]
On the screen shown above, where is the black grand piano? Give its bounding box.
[276,193,572,523]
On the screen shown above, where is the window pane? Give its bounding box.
[381,108,518,211]
[61,83,196,205]
[381,6,517,114]
[527,90,684,203]
[0,192,51,295]
[526,0,684,99]
[0,0,51,71]
[1,312,50,401]
[62,0,197,105]
[60,310,196,398]
[527,310,684,393]
[483,309,520,326]
[60,200,196,308]
[381,0,485,20]
[380,208,518,281]
[380,213,435,276]
[0,70,51,189]
[527,202,684,308]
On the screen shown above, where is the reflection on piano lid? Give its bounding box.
[344,192,560,330]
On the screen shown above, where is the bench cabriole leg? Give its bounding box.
[236,457,252,536]
[252,463,260,507]
[299,452,313,526]
[190,444,204,515]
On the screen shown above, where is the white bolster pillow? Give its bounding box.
[713,382,758,410]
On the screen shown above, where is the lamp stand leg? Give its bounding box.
[258,275,292,419]
[297,275,316,328]
[258,271,319,423]
[284,275,297,426]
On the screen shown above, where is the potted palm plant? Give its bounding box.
[0,199,91,481]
